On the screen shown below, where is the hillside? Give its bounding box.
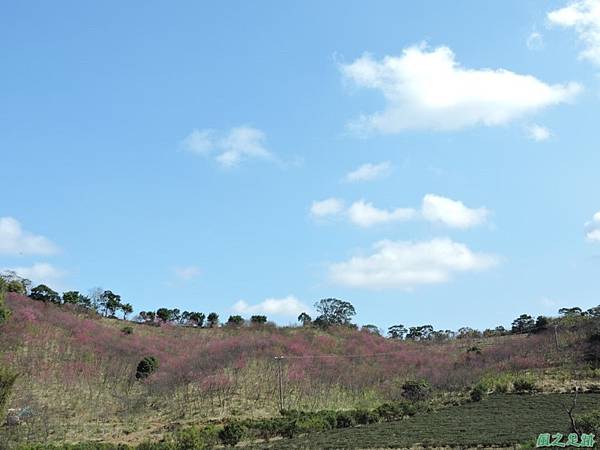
[1,293,600,448]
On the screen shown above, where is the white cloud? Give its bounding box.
[548,0,600,66]
[310,198,345,218]
[526,124,552,141]
[527,32,545,51]
[182,126,273,167]
[329,238,498,290]
[585,211,600,241]
[340,44,581,134]
[345,161,392,182]
[347,200,416,227]
[0,217,59,256]
[310,194,490,229]
[421,194,489,229]
[173,266,201,281]
[232,295,310,318]
[4,263,66,287]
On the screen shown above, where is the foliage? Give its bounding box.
[121,326,134,335]
[218,422,244,446]
[470,383,486,402]
[30,284,61,304]
[387,324,407,339]
[135,356,159,380]
[313,298,356,327]
[511,314,535,334]
[297,312,311,326]
[250,315,267,325]
[260,394,600,449]
[512,377,536,393]
[226,315,244,327]
[171,425,218,450]
[577,410,600,434]
[401,379,431,402]
[206,312,219,327]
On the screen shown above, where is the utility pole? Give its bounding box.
[275,356,284,411]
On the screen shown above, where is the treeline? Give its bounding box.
[2,271,599,341]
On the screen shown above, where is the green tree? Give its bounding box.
[207,312,219,328]
[122,303,133,320]
[135,356,159,379]
[511,314,535,334]
[388,324,407,340]
[361,324,381,335]
[250,315,267,325]
[156,308,174,323]
[1,271,31,295]
[30,284,60,303]
[406,325,434,341]
[297,312,312,326]
[100,290,122,317]
[559,307,583,317]
[314,298,356,327]
[188,312,205,327]
[227,315,245,327]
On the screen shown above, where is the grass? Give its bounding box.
[256,393,600,449]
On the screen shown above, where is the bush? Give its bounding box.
[172,425,218,450]
[401,379,431,402]
[135,356,159,380]
[335,411,355,428]
[351,408,379,425]
[513,377,536,393]
[0,367,18,424]
[470,384,486,402]
[578,410,600,434]
[121,326,134,335]
[374,401,416,421]
[218,422,244,446]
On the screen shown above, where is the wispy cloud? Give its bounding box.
[173,266,201,281]
[526,31,545,51]
[310,198,345,218]
[344,162,392,182]
[3,263,67,288]
[340,44,581,134]
[182,126,274,167]
[0,217,59,256]
[585,211,600,242]
[548,0,600,66]
[525,124,552,142]
[232,295,310,318]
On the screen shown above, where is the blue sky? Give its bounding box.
[2,0,600,332]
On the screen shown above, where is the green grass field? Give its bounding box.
[256,393,600,449]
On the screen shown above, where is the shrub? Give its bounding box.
[578,410,600,435]
[172,425,218,450]
[470,383,486,402]
[374,402,412,421]
[0,280,10,324]
[401,379,431,402]
[218,422,244,446]
[513,377,536,393]
[335,411,355,428]
[0,367,18,424]
[135,356,159,380]
[351,408,379,425]
[121,326,134,335]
